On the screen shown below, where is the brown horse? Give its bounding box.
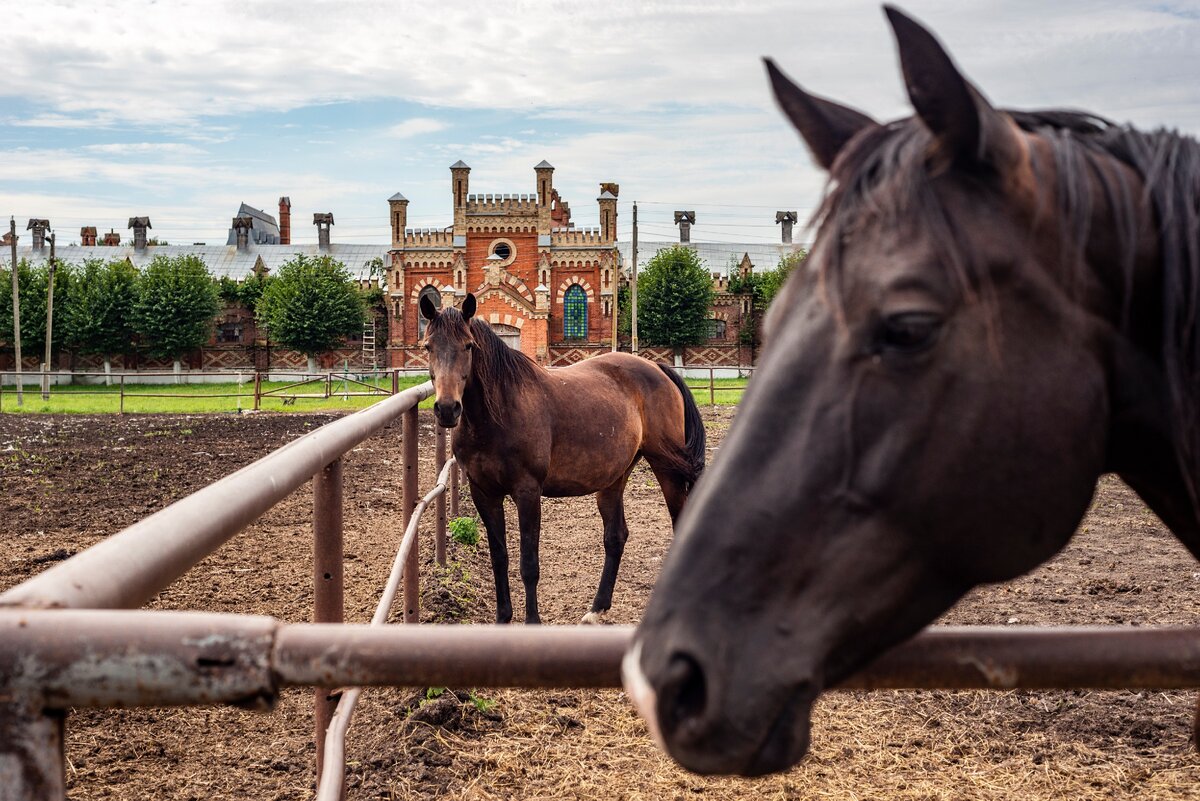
[625,5,1200,776]
[421,292,705,624]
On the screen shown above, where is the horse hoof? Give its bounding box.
[581,611,608,625]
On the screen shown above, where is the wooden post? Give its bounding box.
[118,375,125,415]
[41,233,56,401]
[435,425,448,566]
[709,367,715,406]
[402,406,420,623]
[391,368,399,396]
[9,218,22,407]
[312,458,344,785]
[253,372,261,411]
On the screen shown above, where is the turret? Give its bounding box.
[598,183,619,243]
[535,160,554,232]
[451,160,470,233]
[389,192,409,246]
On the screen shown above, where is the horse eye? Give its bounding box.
[879,312,942,354]
[465,343,473,352]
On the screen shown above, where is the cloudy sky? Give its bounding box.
[3,1,1199,259]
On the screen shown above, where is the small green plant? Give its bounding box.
[469,692,497,714]
[449,516,480,547]
[424,686,446,701]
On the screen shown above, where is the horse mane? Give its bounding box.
[816,107,1200,505]
[466,315,542,423]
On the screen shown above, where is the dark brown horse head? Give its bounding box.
[625,5,1196,777]
[421,292,477,427]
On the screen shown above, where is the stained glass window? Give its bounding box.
[563,284,587,339]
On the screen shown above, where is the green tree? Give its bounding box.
[65,258,139,378]
[0,258,76,358]
[132,254,221,374]
[729,249,807,350]
[256,254,366,373]
[636,246,715,352]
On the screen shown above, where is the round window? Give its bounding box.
[492,242,512,260]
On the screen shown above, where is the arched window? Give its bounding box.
[563,284,587,339]
[417,286,441,339]
[706,318,727,340]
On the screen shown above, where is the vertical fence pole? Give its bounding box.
[435,425,448,566]
[402,406,420,623]
[312,457,344,786]
[391,368,399,396]
[709,367,715,406]
[253,372,261,412]
[450,461,460,521]
[325,371,331,400]
[0,699,65,801]
[118,375,125,415]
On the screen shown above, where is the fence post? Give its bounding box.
[450,462,460,521]
[325,371,331,400]
[0,699,65,801]
[435,425,448,566]
[312,457,344,786]
[118,375,125,415]
[253,372,261,412]
[709,367,715,406]
[402,406,420,623]
[391,368,399,396]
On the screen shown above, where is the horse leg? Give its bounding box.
[513,487,543,624]
[648,462,689,526]
[584,475,632,624]
[471,484,512,624]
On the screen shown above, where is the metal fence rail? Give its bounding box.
[5,364,1200,800]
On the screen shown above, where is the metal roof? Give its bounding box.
[616,240,808,275]
[3,243,388,281]
[535,160,554,170]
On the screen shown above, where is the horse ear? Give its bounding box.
[461,293,476,320]
[420,294,440,321]
[885,5,1019,168]
[764,58,877,171]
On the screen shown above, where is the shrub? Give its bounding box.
[449,517,480,547]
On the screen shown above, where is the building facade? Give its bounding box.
[387,161,620,368]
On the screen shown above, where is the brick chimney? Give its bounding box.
[776,210,798,244]
[81,226,97,246]
[278,196,291,245]
[674,210,696,244]
[26,219,49,251]
[232,217,253,251]
[102,229,121,246]
[313,212,334,250]
[128,217,151,251]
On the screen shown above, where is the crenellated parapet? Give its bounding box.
[550,227,607,247]
[400,229,456,248]
[466,194,540,216]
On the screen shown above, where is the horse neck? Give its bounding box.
[462,333,538,428]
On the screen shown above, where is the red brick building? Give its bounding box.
[387,161,619,367]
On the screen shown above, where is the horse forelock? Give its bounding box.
[814,106,1200,509]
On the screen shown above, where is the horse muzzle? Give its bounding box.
[433,399,462,428]
[622,637,817,776]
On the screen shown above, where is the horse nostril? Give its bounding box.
[658,653,708,743]
[452,401,462,417]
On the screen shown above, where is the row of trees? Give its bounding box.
[617,245,805,352]
[0,253,370,375]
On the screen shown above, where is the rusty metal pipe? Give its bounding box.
[401,407,419,624]
[312,458,344,784]
[0,383,433,611]
[314,455,457,801]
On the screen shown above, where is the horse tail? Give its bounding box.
[657,363,706,490]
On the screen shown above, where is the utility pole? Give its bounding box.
[631,202,639,355]
[8,218,22,407]
[42,232,56,400]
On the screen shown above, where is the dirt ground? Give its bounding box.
[2,409,1200,800]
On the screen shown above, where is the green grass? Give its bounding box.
[0,376,433,414]
[682,376,750,406]
[0,372,750,414]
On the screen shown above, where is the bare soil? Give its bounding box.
[2,409,1199,799]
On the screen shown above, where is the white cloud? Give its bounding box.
[386,118,447,139]
[82,142,206,156]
